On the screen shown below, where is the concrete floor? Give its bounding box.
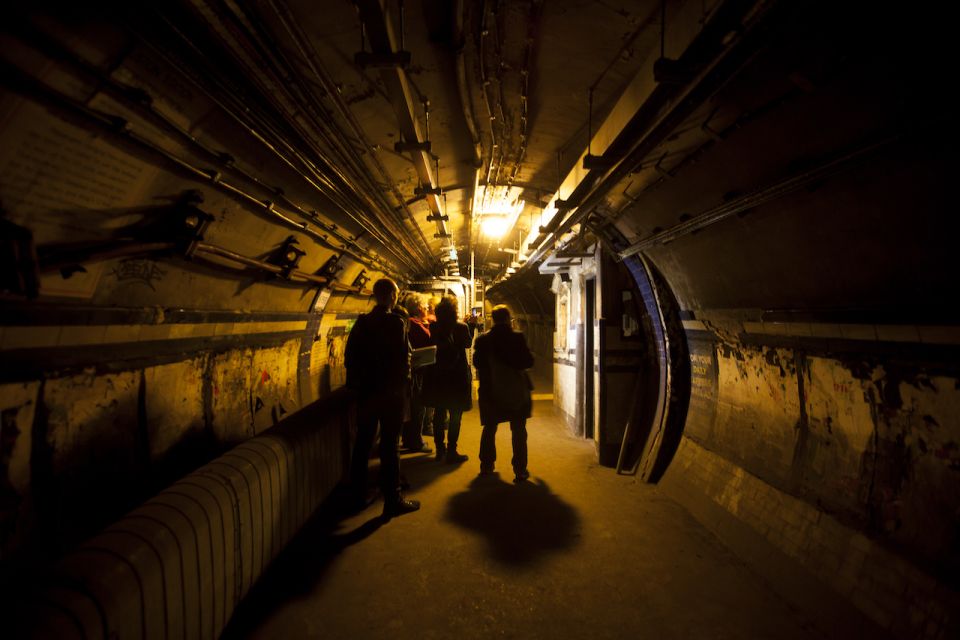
[222,398,838,640]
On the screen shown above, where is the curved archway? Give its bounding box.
[618,253,690,482]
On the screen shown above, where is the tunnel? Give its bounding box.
[0,1,958,638]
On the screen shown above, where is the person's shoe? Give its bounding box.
[435,446,446,460]
[402,442,432,454]
[446,451,469,464]
[383,497,421,517]
[513,469,530,483]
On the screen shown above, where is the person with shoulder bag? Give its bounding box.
[472,304,534,482]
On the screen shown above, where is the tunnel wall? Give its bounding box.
[659,322,960,634]
[636,124,960,640]
[0,12,398,573]
[0,305,365,570]
[604,6,960,633]
[20,390,352,640]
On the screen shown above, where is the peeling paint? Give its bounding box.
[683,337,960,582]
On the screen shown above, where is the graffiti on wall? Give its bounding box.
[110,259,167,290]
[326,325,349,389]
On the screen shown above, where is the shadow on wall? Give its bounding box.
[444,474,581,566]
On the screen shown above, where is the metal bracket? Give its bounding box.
[317,254,343,280]
[583,153,616,170]
[426,214,449,221]
[653,57,694,85]
[434,232,452,239]
[352,269,369,289]
[653,152,674,178]
[394,140,431,153]
[415,185,443,196]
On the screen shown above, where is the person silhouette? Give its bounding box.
[344,278,421,517]
[472,305,534,482]
[422,296,473,463]
[401,293,432,453]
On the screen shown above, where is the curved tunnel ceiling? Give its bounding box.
[1,0,955,317]
[1,0,669,313]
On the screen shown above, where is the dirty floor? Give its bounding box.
[222,398,837,640]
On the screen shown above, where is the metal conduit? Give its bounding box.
[0,58,406,281]
[212,1,429,261]
[132,11,425,275]
[2,20,405,277]
[263,0,437,268]
[187,9,428,270]
[524,0,774,270]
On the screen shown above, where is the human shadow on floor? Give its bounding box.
[444,474,581,566]
[219,490,385,638]
[397,448,469,490]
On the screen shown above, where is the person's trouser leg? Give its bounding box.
[378,394,404,503]
[447,409,463,451]
[480,422,498,470]
[433,407,448,454]
[510,418,528,473]
[402,388,426,448]
[351,398,379,495]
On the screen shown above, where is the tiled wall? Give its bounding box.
[21,393,353,639]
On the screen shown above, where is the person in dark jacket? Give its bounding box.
[423,296,472,463]
[344,278,420,517]
[472,304,534,482]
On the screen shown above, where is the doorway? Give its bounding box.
[583,278,595,440]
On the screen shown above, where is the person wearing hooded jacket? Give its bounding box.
[472,304,534,482]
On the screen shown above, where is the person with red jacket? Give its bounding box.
[401,293,432,453]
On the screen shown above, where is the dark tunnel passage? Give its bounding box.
[1,1,959,638]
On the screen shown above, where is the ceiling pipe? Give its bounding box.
[522,0,778,270]
[124,11,423,276]
[454,0,482,167]
[173,1,430,274]
[355,0,452,254]
[259,0,438,270]
[0,57,411,284]
[453,0,484,265]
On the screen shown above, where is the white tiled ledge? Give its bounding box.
[0,320,308,350]
[682,319,960,345]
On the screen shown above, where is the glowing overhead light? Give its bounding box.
[474,184,525,240]
[480,215,509,238]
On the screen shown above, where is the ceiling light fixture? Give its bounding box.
[480,215,510,238]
